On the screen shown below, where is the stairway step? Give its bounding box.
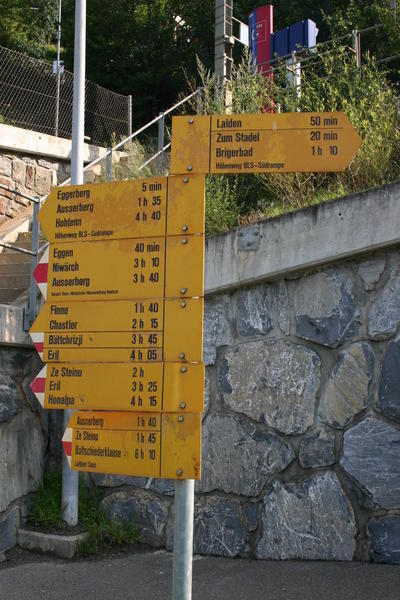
[0,251,33,264]
[16,231,32,241]
[0,274,30,290]
[1,239,33,250]
[0,262,31,275]
[0,289,27,304]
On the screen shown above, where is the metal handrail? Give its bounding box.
[139,142,172,171]
[55,88,201,189]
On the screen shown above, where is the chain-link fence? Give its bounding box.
[0,45,132,146]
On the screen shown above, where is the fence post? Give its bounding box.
[157,112,165,175]
[352,30,361,68]
[106,148,112,181]
[128,95,133,137]
[196,88,202,114]
[23,200,40,331]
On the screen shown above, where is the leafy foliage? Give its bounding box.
[0,0,58,58]
[194,46,400,229]
[28,470,138,555]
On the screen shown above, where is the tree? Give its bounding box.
[61,0,215,125]
[0,0,58,58]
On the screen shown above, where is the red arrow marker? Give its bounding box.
[62,427,72,467]
[33,247,49,300]
[30,331,44,360]
[29,365,47,407]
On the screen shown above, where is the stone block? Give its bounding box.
[377,341,400,421]
[0,507,19,553]
[25,164,35,190]
[236,285,273,337]
[0,375,19,423]
[12,159,26,184]
[34,166,51,195]
[358,258,385,291]
[203,368,211,417]
[368,265,400,340]
[341,417,400,509]
[0,408,44,512]
[273,280,291,335]
[14,185,31,206]
[203,295,234,366]
[0,347,40,380]
[256,472,356,560]
[243,502,259,531]
[17,529,86,559]
[294,271,358,347]
[37,159,53,169]
[219,339,320,435]
[319,342,374,428]
[92,473,149,488]
[0,176,14,199]
[0,157,12,177]
[299,428,336,468]
[193,497,247,557]
[101,490,170,547]
[199,414,294,496]
[369,516,400,564]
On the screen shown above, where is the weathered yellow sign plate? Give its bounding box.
[170,112,361,174]
[38,235,204,301]
[63,411,201,479]
[33,361,204,412]
[30,298,203,363]
[39,174,205,242]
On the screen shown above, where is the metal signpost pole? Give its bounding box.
[214,0,233,111]
[55,0,62,137]
[61,0,86,527]
[157,113,165,175]
[172,479,195,600]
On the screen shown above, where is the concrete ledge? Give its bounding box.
[205,181,400,295]
[17,528,87,559]
[0,123,106,164]
[0,305,32,346]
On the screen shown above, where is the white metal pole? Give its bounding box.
[62,0,86,527]
[54,0,62,136]
[172,480,195,600]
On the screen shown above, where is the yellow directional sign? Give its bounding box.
[170,112,362,174]
[63,411,201,479]
[39,174,205,242]
[30,298,203,363]
[39,234,204,301]
[33,361,204,412]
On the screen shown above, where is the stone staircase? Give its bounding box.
[0,231,33,304]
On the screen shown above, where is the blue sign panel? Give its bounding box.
[272,19,318,58]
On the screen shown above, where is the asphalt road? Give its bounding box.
[0,549,399,600]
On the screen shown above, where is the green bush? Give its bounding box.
[193,47,400,228]
[28,470,138,556]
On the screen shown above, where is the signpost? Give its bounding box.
[170,112,361,175]
[38,174,205,242]
[30,361,204,412]
[30,100,362,599]
[30,297,203,363]
[33,234,204,301]
[62,411,201,479]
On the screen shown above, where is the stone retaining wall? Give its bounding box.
[0,123,105,226]
[0,345,63,556]
[93,245,400,564]
[0,181,399,563]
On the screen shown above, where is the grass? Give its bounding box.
[28,470,138,556]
